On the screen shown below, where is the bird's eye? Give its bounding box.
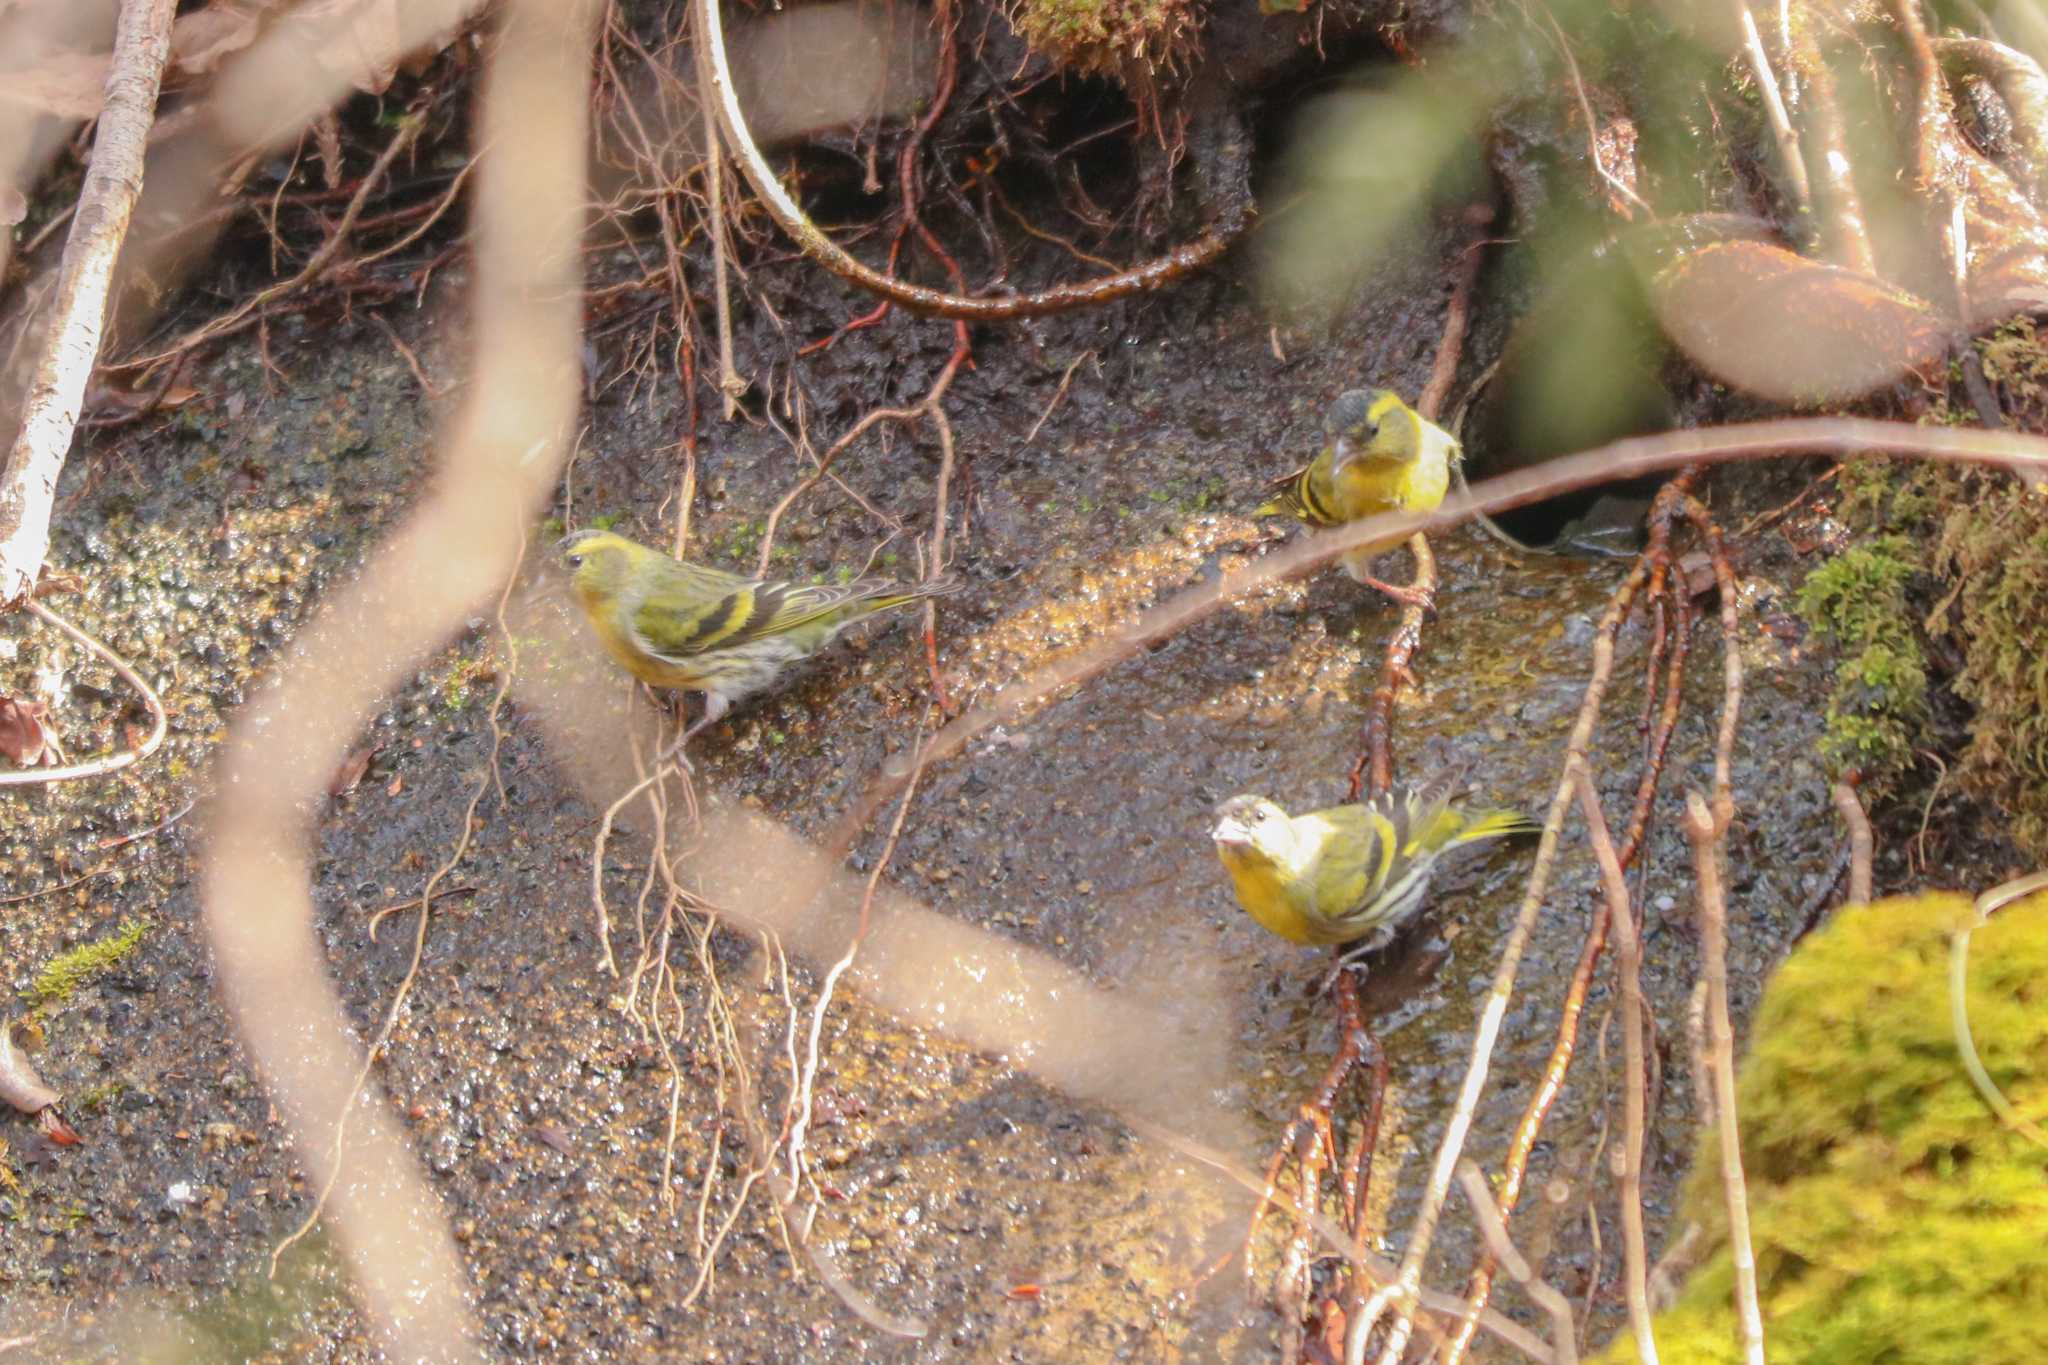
[566,554,583,568]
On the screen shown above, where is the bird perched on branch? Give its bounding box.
[1257,388,1460,604]
[1211,778,1536,951]
[559,528,955,745]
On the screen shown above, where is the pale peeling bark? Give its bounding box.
[0,0,174,607]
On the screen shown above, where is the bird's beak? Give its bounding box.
[1330,434,1358,472]
[1211,814,1252,848]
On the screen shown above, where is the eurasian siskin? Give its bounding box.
[560,528,955,739]
[1211,778,1536,949]
[1257,388,1460,602]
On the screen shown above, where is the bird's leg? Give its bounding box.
[642,682,683,720]
[1318,953,1373,995]
[656,693,727,772]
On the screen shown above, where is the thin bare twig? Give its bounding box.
[1950,871,2048,1150]
[1685,790,1765,1365]
[0,0,177,606]
[1443,485,1696,1364]
[271,535,528,1275]
[113,105,432,377]
[1575,764,1658,1365]
[1455,1160,1579,1365]
[1680,495,1742,832]
[692,2,745,416]
[692,0,1240,320]
[1734,1,1813,218]
[0,599,168,786]
[1354,549,1660,1365]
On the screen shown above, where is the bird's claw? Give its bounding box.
[1360,576,1435,610]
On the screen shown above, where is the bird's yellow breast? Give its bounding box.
[573,580,710,690]
[1216,844,1320,944]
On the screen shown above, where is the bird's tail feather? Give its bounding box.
[1453,809,1542,845]
[853,572,961,612]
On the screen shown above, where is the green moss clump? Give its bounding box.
[1007,0,1201,80]
[1594,890,2048,1364]
[1794,530,1928,793]
[29,917,149,1009]
[1828,428,2048,854]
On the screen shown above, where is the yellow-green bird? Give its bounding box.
[560,528,955,741]
[1211,779,1536,950]
[1257,388,1460,604]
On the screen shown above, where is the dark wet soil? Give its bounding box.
[0,186,1990,1363]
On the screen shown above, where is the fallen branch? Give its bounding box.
[0,0,177,607]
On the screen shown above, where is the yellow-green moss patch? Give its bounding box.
[29,917,149,1009]
[1594,890,2048,1363]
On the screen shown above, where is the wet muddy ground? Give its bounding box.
[0,224,1966,1361]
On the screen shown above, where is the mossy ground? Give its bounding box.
[1797,318,2048,858]
[1007,0,1202,79]
[27,917,149,1012]
[1596,889,2048,1364]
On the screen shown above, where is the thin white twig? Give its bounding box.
[1685,792,1765,1365]
[0,0,176,606]
[1735,1,1812,217]
[1576,764,1657,1365]
[0,599,167,786]
[1455,1160,1579,1365]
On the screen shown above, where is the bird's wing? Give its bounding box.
[1257,451,1342,524]
[632,567,930,664]
[1299,805,1394,922]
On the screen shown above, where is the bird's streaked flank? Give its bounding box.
[559,528,954,747]
[1211,778,1536,950]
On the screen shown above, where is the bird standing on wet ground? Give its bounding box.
[558,528,956,753]
[1256,388,1461,605]
[1211,776,1538,955]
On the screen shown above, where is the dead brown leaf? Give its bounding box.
[1652,240,1950,404]
[0,1025,59,1117]
[170,1,270,78]
[38,1107,81,1146]
[0,697,56,768]
[329,743,379,797]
